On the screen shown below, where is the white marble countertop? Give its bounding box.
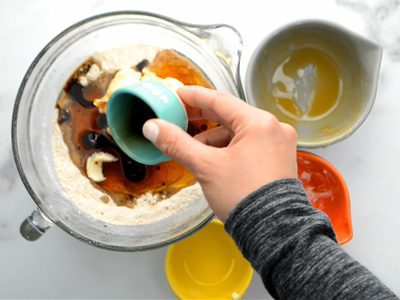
[1,0,399,298]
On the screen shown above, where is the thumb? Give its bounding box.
[142,119,209,169]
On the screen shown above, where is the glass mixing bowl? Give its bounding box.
[12,11,243,251]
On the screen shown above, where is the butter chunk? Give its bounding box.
[86,152,118,182]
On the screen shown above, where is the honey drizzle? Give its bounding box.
[57,49,216,207]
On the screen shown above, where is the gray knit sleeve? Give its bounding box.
[224,178,398,300]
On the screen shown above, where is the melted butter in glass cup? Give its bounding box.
[246,20,382,148]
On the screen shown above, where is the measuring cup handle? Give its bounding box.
[20,209,53,241]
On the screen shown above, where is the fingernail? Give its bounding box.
[143,121,159,144]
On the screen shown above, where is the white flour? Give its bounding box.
[92,44,160,73]
[52,44,202,225]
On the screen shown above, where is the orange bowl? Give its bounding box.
[297,151,352,245]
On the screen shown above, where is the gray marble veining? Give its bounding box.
[0,148,19,193]
[336,0,400,61]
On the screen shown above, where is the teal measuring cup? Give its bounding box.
[106,80,188,165]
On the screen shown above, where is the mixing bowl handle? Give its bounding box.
[20,208,53,241]
[182,23,245,100]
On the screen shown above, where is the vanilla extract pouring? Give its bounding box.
[127,97,157,138]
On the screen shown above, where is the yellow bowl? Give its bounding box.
[165,219,253,299]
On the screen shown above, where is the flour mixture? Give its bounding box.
[52,44,215,225]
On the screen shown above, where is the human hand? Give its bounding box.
[142,86,298,221]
